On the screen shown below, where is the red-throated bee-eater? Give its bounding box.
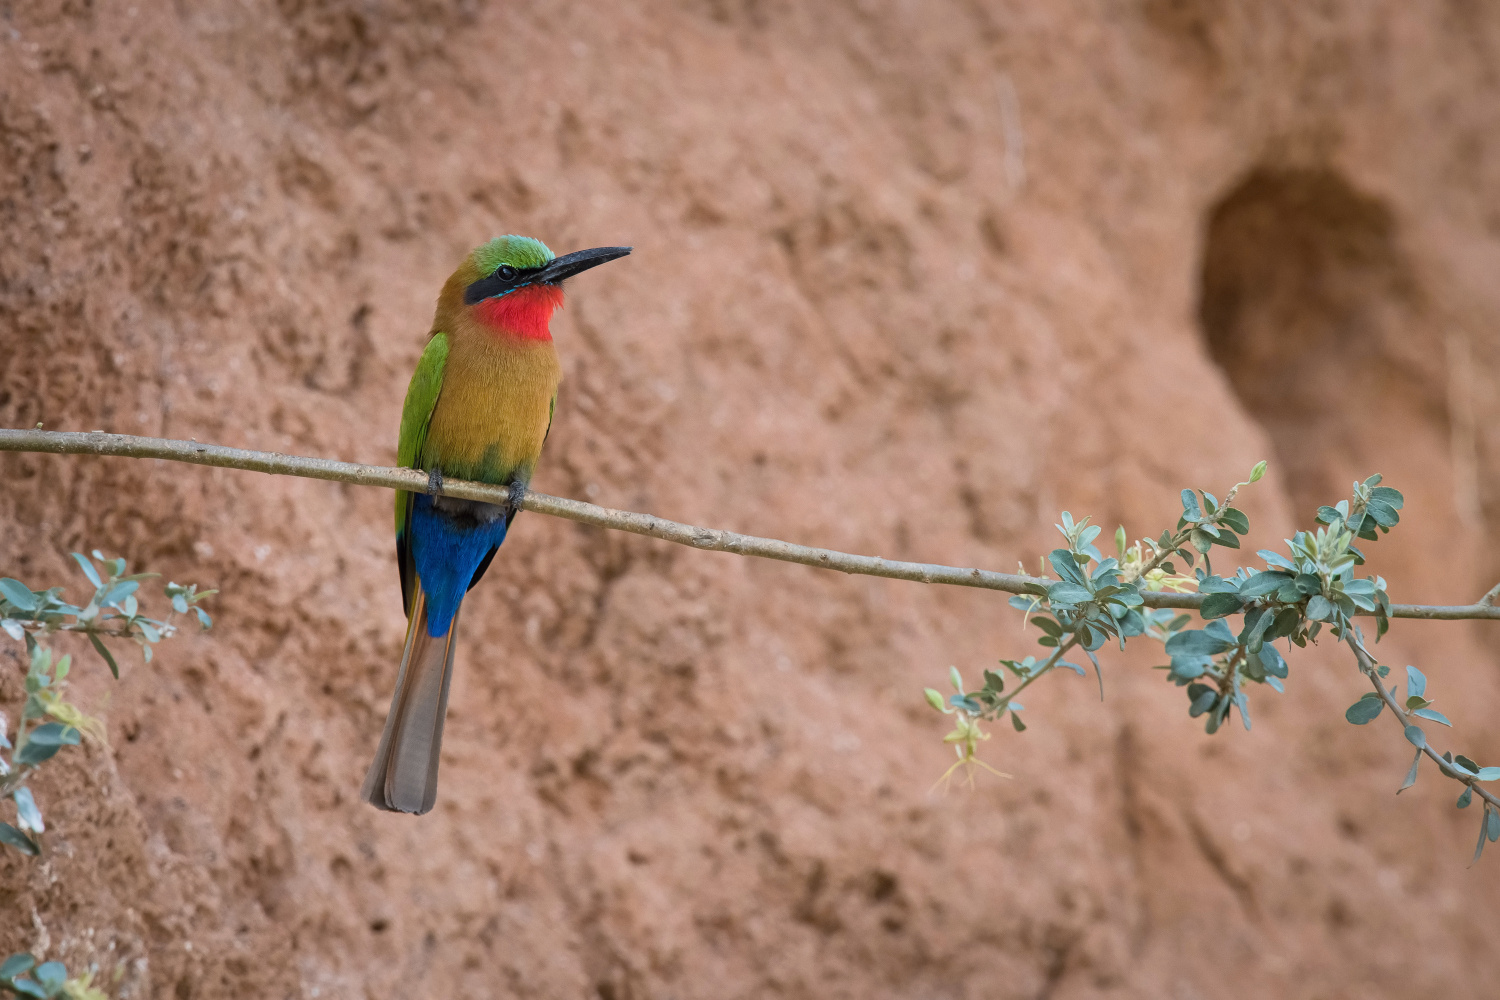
[362,236,631,814]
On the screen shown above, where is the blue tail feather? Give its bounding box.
[409,494,509,637]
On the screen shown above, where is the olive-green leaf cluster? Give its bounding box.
[2,552,214,860]
[0,952,108,1000]
[926,467,1499,863]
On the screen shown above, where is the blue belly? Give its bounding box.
[409,494,509,636]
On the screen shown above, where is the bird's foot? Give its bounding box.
[427,468,444,496]
[508,481,526,511]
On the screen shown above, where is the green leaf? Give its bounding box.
[1305,596,1334,621]
[0,579,37,612]
[89,632,119,679]
[1199,592,1243,619]
[1209,529,1240,549]
[70,552,102,589]
[923,688,946,712]
[1398,748,1421,793]
[1010,711,1027,733]
[0,619,23,641]
[1180,489,1202,522]
[1405,665,1426,700]
[950,694,981,713]
[1403,725,1427,749]
[33,962,65,995]
[15,723,80,765]
[1490,809,1500,844]
[1219,507,1250,534]
[1458,787,1473,809]
[1476,767,1500,782]
[100,580,139,608]
[1412,708,1452,727]
[1165,627,1237,657]
[948,666,964,693]
[1456,755,1481,774]
[1258,549,1296,571]
[194,607,213,630]
[0,823,38,856]
[1047,582,1093,606]
[0,954,36,980]
[1257,643,1288,679]
[1473,811,1488,865]
[1248,460,1267,483]
[1169,656,1209,680]
[1366,501,1399,528]
[0,953,36,983]
[10,977,47,999]
[1048,550,1087,586]
[1369,486,1404,509]
[1238,572,1291,598]
[1345,694,1384,725]
[13,788,42,833]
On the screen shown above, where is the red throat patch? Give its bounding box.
[473,283,564,341]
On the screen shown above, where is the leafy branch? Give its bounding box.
[1,551,213,851]
[2,551,212,997]
[0,954,107,1000]
[931,469,1500,862]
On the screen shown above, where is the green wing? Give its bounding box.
[395,332,449,614]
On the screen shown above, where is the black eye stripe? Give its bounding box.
[462,262,545,304]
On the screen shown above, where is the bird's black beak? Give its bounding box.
[538,246,632,284]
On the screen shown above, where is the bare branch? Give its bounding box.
[1479,580,1500,608]
[4,429,1500,621]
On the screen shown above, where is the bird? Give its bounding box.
[362,235,631,814]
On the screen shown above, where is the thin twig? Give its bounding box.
[999,635,1080,708]
[14,621,153,639]
[1346,628,1500,810]
[4,429,1500,620]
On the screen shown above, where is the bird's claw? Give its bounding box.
[427,468,444,496]
[508,481,526,511]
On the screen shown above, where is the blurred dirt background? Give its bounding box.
[3,1,1500,997]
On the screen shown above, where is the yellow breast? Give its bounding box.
[422,334,561,485]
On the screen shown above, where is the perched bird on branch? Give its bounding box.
[362,236,631,814]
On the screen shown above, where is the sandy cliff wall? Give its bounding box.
[3,2,1500,997]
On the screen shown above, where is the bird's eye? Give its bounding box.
[497,265,518,281]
